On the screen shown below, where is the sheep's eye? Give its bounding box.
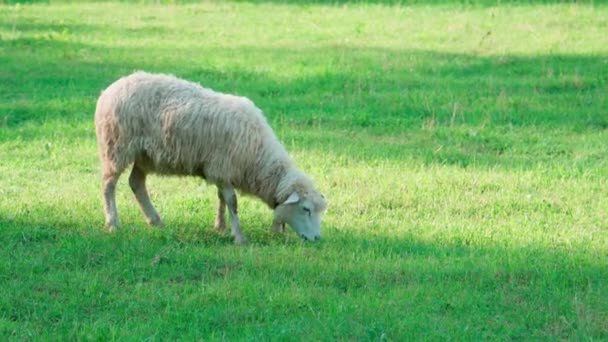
[303,207,311,215]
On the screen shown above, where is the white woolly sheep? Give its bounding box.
[94,71,327,244]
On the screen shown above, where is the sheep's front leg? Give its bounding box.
[272,220,285,233]
[219,185,247,245]
[214,188,226,231]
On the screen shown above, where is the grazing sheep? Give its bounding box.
[94,71,327,244]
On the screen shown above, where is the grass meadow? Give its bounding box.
[1,0,607,340]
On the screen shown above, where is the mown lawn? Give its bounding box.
[0,1,607,340]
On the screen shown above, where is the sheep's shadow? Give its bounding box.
[0,206,304,248]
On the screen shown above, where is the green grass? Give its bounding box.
[1,1,607,340]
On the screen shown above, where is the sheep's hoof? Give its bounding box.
[105,223,117,233]
[149,219,164,227]
[214,221,226,231]
[234,235,248,245]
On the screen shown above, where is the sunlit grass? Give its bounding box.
[0,1,607,340]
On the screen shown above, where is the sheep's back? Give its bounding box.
[96,72,269,184]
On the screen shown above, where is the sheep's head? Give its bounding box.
[274,190,327,241]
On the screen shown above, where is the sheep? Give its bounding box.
[94,71,326,244]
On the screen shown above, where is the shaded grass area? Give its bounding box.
[1,219,606,340]
[2,35,607,130]
[1,40,607,171]
[0,1,607,340]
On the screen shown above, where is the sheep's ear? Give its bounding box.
[284,192,300,205]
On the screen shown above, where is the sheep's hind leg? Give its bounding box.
[218,185,247,245]
[129,164,162,227]
[214,188,227,231]
[101,171,120,232]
